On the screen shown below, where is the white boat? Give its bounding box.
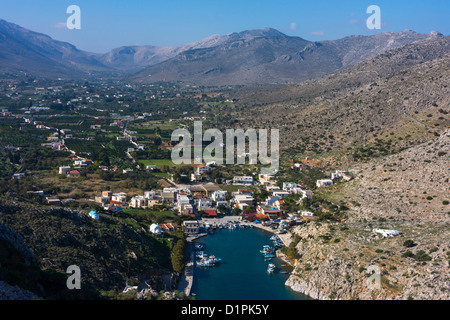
[196,251,207,259]
[267,263,276,273]
[209,255,222,263]
[197,259,214,267]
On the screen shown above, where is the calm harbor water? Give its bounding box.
[191,226,309,300]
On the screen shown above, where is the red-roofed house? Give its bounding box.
[203,210,218,217]
[69,170,80,178]
[159,223,175,232]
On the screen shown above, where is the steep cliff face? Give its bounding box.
[285,222,449,300]
[0,225,43,300]
[0,225,34,266]
[0,281,43,300]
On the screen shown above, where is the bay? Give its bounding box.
[191,226,310,300]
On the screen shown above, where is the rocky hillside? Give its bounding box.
[225,36,450,158]
[132,29,442,85]
[343,129,450,222]
[0,200,173,299]
[283,130,449,300]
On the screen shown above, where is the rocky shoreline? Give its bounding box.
[283,221,449,300]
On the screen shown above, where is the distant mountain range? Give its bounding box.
[0,18,444,84]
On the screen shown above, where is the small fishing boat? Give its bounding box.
[197,254,221,267]
[209,255,222,263]
[267,263,276,274]
[260,245,274,254]
[197,259,215,267]
[194,243,203,250]
[196,251,207,259]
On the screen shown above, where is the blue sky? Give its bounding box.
[0,0,448,53]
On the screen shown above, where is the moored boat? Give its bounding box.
[267,263,276,273]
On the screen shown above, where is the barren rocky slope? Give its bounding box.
[285,220,449,300]
[284,130,449,300]
[227,36,450,157]
[345,129,450,222]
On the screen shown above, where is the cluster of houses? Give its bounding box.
[58,156,94,178]
[251,179,314,221]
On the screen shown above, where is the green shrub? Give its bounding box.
[403,240,415,248]
[415,250,432,262]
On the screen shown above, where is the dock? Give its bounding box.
[177,233,207,297]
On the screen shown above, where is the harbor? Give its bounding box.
[180,218,308,300]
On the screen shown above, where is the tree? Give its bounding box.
[217,205,227,214]
[232,207,242,216]
[403,240,415,248]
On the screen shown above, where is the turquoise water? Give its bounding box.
[191,227,309,300]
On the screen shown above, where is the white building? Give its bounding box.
[372,228,401,238]
[300,211,315,217]
[331,171,343,180]
[272,190,290,199]
[130,196,147,208]
[144,191,160,200]
[181,203,194,215]
[316,179,333,188]
[234,194,254,208]
[197,165,211,175]
[197,199,212,210]
[111,192,127,206]
[150,223,162,235]
[258,174,276,186]
[233,176,253,185]
[266,185,281,192]
[265,196,280,206]
[216,200,229,208]
[177,194,191,212]
[59,166,71,175]
[283,182,300,191]
[212,190,227,202]
[183,221,200,234]
[191,172,203,182]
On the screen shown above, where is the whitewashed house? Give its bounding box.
[316,179,333,188]
[130,196,147,208]
[212,190,227,202]
[233,176,253,185]
[150,223,162,235]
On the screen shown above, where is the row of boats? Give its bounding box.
[205,221,254,233]
[194,229,287,275]
[262,235,286,274]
